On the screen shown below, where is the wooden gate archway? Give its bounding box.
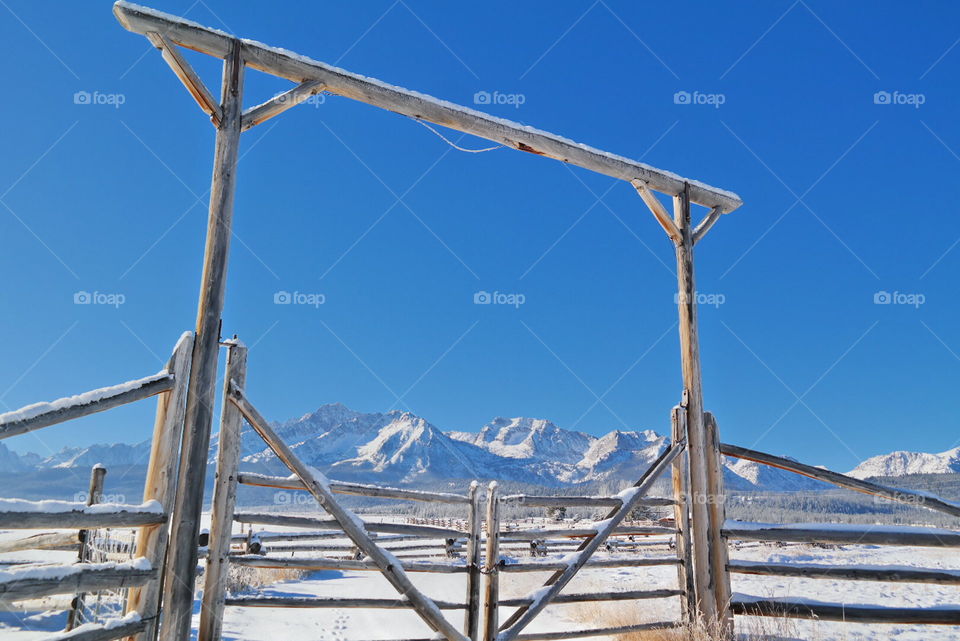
[112,2,743,640]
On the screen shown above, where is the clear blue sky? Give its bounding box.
[1,1,958,473]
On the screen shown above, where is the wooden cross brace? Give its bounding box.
[227,382,471,641]
[495,441,686,641]
[145,30,324,130]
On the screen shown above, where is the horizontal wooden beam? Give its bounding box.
[0,531,79,554]
[499,557,681,574]
[113,1,742,213]
[146,31,222,125]
[230,554,468,574]
[728,561,960,585]
[0,506,166,529]
[240,80,325,131]
[723,523,960,547]
[720,442,960,519]
[499,495,675,508]
[237,472,471,504]
[233,511,465,539]
[501,526,676,541]
[37,618,148,641]
[0,374,174,440]
[498,589,682,606]
[731,597,960,624]
[0,564,156,602]
[224,595,465,609]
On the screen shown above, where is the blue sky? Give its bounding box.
[1,1,958,472]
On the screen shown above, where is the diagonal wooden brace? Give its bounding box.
[227,381,470,641]
[693,207,722,245]
[241,80,326,131]
[147,31,223,126]
[632,180,681,243]
[496,441,685,641]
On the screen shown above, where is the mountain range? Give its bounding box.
[3,403,955,494]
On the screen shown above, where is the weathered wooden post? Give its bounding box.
[464,481,482,641]
[672,183,719,626]
[704,412,732,631]
[482,482,500,641]
[199,339,248,641]
[67,464,107,630]
[126,332,193,641]
[160,39,245,641]
[670,406,695,622]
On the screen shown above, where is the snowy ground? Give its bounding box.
[2,518,960,641]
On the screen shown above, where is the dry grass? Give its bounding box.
[569,600,815,641]
[223,565,307,593]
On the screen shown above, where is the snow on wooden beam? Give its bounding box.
[731,596,960,624]
[112,1,742,213]
[720,442,960,519]
[499,495,675,508]
[0,373,174,440]
[723,521,960,547]
[0,499,166,529]
[0,559,155,602]
[728,560,960,585]
[237,472,471,504]
[240,80,325,131]
[36,614,146,641]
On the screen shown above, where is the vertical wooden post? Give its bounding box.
[670,406,694,623]
[160,38,245,641]
[67,465,107,630]
[672,182,718,624]
[482,482,500,641]
[704,412,732,634]
[199,339,248,641]
[464,481,482,641]
[126,332,194,641]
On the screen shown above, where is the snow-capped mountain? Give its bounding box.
[848,447,960,479]
[9,402,934,493]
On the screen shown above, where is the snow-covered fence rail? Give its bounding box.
[0,559,156,603]
[720,442,960,519]
[720,440,960,629]
[0,373,174,441]
[238,472,472,504]
[0,333,194,641]
[0,499,166,530]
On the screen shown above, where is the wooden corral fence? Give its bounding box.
[718,442,960,627]
[0,332,194,641]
